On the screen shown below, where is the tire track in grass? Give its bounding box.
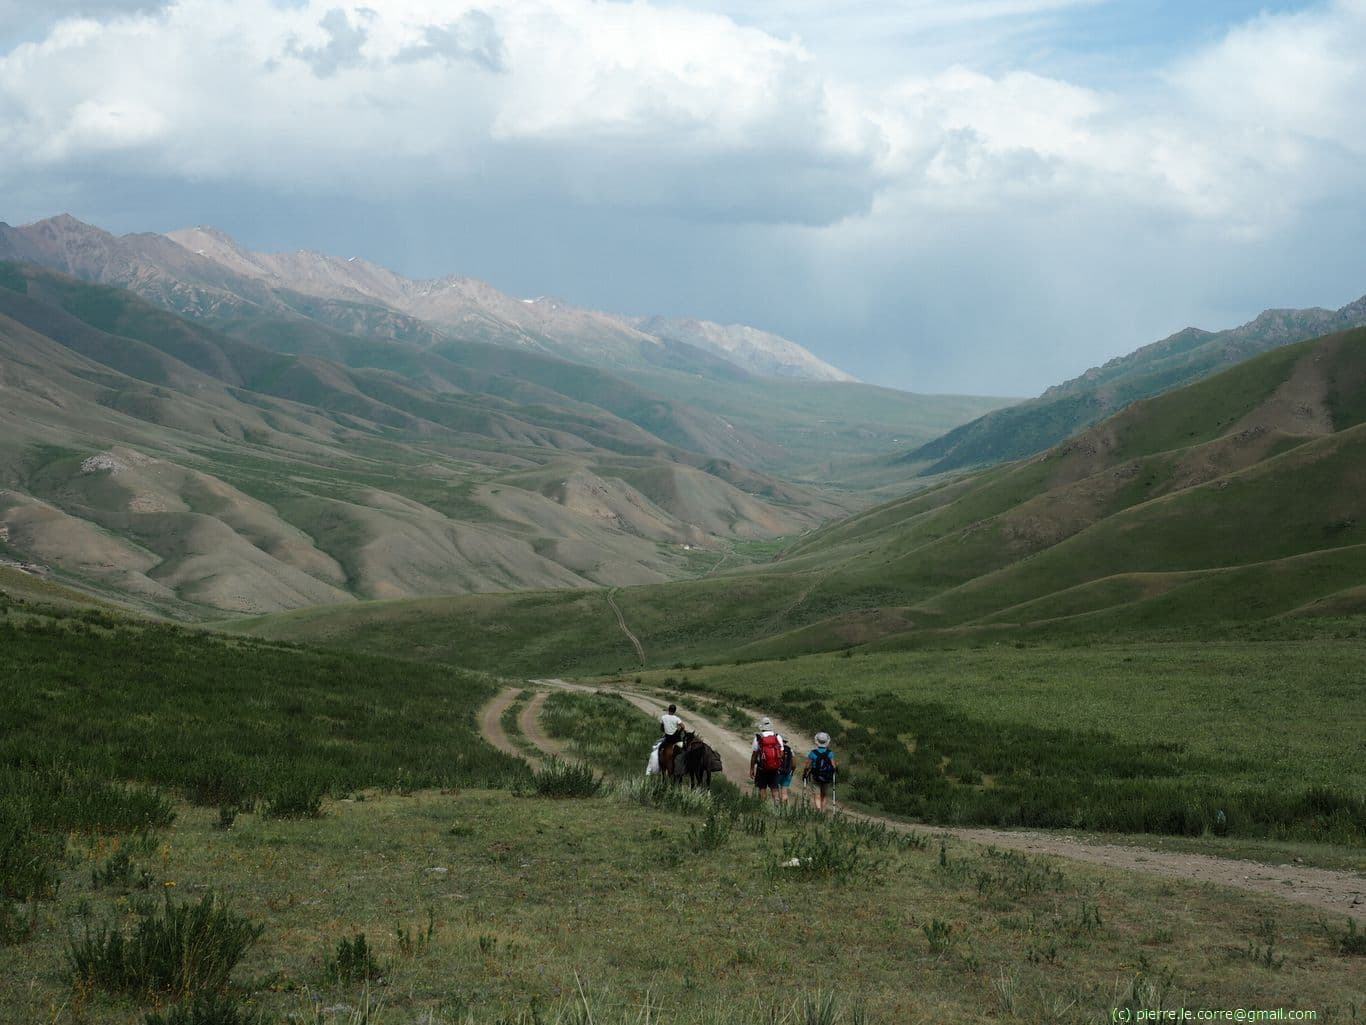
[606,588,645,665]
[498,679,1366,922]
[477,688,524,760]
[517,691,568,761]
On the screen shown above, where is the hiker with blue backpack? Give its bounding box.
[803,732,838,812]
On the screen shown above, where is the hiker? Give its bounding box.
[749,717,786,802]
[803,732,837,812]
[776,738,796,804]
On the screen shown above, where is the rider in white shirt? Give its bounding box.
[660,704,685,745]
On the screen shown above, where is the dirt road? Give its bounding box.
[605,589,645,665]
[479,681,1366,921]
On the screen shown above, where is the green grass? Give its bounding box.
[5,788,1362,1022]
[637,639,1366,845]
[540,690,658,776]
[0,602,525,806]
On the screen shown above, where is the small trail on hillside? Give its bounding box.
[606,588,645,664]
[483,680,1366,922]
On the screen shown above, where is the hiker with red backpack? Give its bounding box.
[749,718,786,802]
[802,732,838,812]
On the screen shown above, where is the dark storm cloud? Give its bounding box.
[2,0,1364,393]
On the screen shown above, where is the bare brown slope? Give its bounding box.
[0,268,849,616]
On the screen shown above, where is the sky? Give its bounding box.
[1,0,1364,395]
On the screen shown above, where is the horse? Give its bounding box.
[657,734,684,783]
[681,732,723,789]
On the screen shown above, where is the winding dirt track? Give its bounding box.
[517,691,567,761]
[477,687,523,759]
[605,589,645,665]
[478,682,1366,922]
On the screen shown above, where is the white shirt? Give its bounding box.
[661,713,684,735]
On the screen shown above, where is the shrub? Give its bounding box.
[143,994,267,1025]
[67,893,264,998]
[1331,917,1366,956]
[0,898,37,946]
[262,780,324,819]
[0,806,59,904]
[90,848,153,891]
[531,759,603,799]
[3,764,175,834]
[773,828,884,883]
[687,812,731,853]
[328,932,385,986]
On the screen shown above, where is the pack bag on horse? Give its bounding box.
[681,731,723,789]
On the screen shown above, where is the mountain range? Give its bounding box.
[231,323,1366,672]
[902,292,1366,474]
[0,215,854,385]
[0,252,1006,617]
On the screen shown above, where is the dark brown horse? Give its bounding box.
[681,732,722,789]
[657,735,683,782]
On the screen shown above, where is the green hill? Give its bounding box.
[231,326,1366,670]
[903,293,1366,474]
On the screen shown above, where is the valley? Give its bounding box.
[2,220,1364,1024]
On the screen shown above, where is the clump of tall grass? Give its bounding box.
[67,892,264,998]
[143,994,269,1025]
[90,847,153,891]
[1331,917,1366,956]
[531,759,604,798]
[0,804,60,905]
[772,828,885,883]
[687,812,731,853]
[3,763,175,834]
[262,779,325,819]
[614,777,713,815]
[327,933,386,986]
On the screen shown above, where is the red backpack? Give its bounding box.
[757,733,783,771]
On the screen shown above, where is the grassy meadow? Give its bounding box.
[7,778,1366,1024]
[625,641,1366,849]
[3,596,1365,1022]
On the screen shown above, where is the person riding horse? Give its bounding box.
[658,704,686,779]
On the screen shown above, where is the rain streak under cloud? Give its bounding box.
[1,0,1364,394]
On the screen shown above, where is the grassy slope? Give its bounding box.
[907,297,1366,474]
[3,602,1362,1021]
[0,597,521,800]
[235,328,1366,673]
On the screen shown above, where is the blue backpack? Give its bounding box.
[811,748,835,784]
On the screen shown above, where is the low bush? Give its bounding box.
[262,779,324,820]
[143,994,268,1025]
[0,805,59,904]
[773,828,884,883]
[2,763,174,834]
[687,812,731,853]
[327,932,386,986]
[90,848,153,891]
[67,892,264,998]
[531,759,604,798]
